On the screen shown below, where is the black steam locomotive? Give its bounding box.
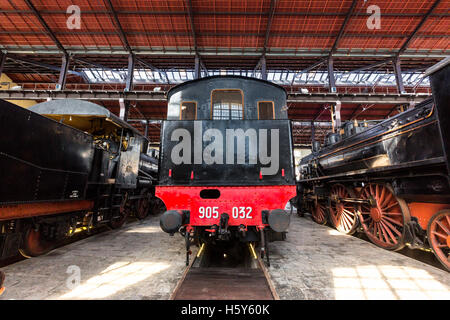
[157,76,297,265]
[297,58,450,271]
[0,99,158,259]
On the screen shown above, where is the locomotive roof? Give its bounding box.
[29,99,144,138]
[167,75,287,98]
[424,56,450,77]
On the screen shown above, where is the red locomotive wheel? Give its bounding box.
[329,184,359,235]
[312,201,328,225]
[20,226,55,257]
[135,190,150,220]
[358,183,410,251]
[427,210,450,271]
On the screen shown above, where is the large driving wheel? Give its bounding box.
[135,189,151,220]
[312,200,328,225]
[150,197,166,216]
[427,210,450,271]
[358,183,410,251]
[20,226,55,257]
[329,184,359,235]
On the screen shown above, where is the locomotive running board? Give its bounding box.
[299,156,446,183]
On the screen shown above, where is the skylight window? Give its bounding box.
[81,68,430,87]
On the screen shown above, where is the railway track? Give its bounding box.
[171,243,279,300]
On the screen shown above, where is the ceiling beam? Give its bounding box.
[104,0,132,53]
[0,90,430,104]
[0,30,448,39]
[23,0,67,55]
[397,0,442,56]
[329,0,358,56]
[23,0,73,87]
[290,58,328,85]
[184,0,209,77]
[185,0,198,53]
[349,60,392,73]
[6,55,82,77]
[2,47,448,58]
[263,0,277,55]
[1,9,448,17]
[136,57,170,83]
[255,0,277,79]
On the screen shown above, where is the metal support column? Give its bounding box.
[57,54,70,91]
[330,101,342,132]
[144,120,149,138]
[393,56,405,94]
[194,54,200,79]
[0,52,6,77]
[119,98,130,121]
[125,53,135,92]
[261,55,267,80]
[310,120,315,143]
[327,56,336,93]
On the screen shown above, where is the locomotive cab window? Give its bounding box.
[258,101,275,120]
[180,101,197,120]
[211,89,243,120]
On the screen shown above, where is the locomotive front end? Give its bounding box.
[156,76,297,265]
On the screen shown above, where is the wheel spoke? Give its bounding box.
[380,221,397,244]
[432,230,448,239]
[343,208,355,218]
[342,210,353,223]
[379,223,391,244]
[340,214,350,231]
[377,223,384,241]
[380,192,393,209]
[342,213,355,229]
[372,222,378,237]
[368,219,374,230]
[446,215,450,228]
[380,186,386,205]
[341,212,352,230]
[382,201,398,212]
[383,215,403,227]
[381,219,402,236]
[435,220,450,235]
[383,211,403,216]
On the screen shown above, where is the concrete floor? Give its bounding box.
[0,215,189,300]
[0,213,449,300]
[269,215,450,300]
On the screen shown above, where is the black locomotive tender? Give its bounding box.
[0,99,158,259]
[297,57,450,270]
[157,76,297,266]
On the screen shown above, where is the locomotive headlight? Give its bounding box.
[267,209,291,233]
